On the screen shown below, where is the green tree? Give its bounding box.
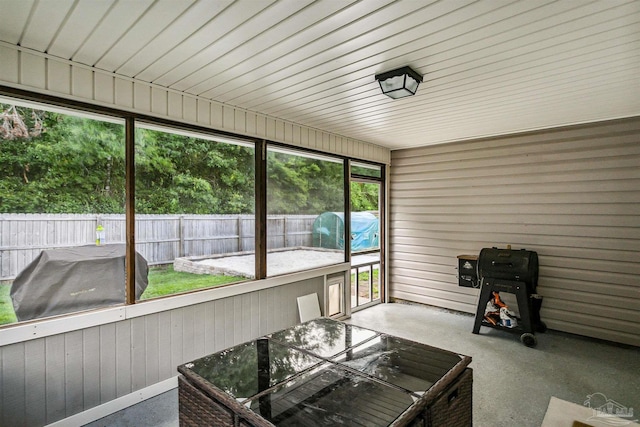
[350,182,379,212]
[135,128,254,214]
[0,105,125,213]
[267,151,343,214]
[1,104,378,215]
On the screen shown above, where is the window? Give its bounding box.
[351,162,382,179]
[134,124,255,299]
[266,146,346,276]
[0,98,125,325]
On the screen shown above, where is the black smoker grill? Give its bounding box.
[472,247,546,347]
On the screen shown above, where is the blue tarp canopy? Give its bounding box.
[312,212,379,252]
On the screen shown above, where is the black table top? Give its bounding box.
[179,317,471,426]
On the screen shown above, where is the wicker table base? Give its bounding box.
[179,368,472,427]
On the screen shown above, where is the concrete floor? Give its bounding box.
[349,303,639,426]
[84,302,640,427]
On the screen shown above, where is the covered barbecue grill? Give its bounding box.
[472,246,545,347]
[11,244,148,321]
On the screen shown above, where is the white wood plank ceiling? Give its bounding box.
[1,0,639,149]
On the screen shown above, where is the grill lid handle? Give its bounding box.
[491,261,513,267]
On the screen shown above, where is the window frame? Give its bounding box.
[0,85,385,334]
[264,143,348,277]
[349,161,386,305]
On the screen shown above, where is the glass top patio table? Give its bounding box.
[178,317,471,426]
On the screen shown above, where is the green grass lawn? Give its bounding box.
[0,283,17,324]
[351,268,381,299]
[0,266,246,326]
[141,265,245,299]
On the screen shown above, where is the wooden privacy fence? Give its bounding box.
[0,214,317,280]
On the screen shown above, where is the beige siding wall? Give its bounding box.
[389,117,640,347]
[0,44,390,164]
[0,277,324,426]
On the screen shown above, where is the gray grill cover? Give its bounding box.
[10,244,148,321]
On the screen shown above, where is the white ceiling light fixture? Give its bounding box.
[375,66,423,99]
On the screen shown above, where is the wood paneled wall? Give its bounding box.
[389,117,640,347]
[0,277,324,426]
[0,43,390,165]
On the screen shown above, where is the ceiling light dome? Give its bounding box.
[375,66,423,99]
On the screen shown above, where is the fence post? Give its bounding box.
[179,215,184,257]
[284,216,288,248]
[238,215,243,252]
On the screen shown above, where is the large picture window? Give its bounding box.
[266,147,346,276]
[0,99,126,325]
[134,124,254,299]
